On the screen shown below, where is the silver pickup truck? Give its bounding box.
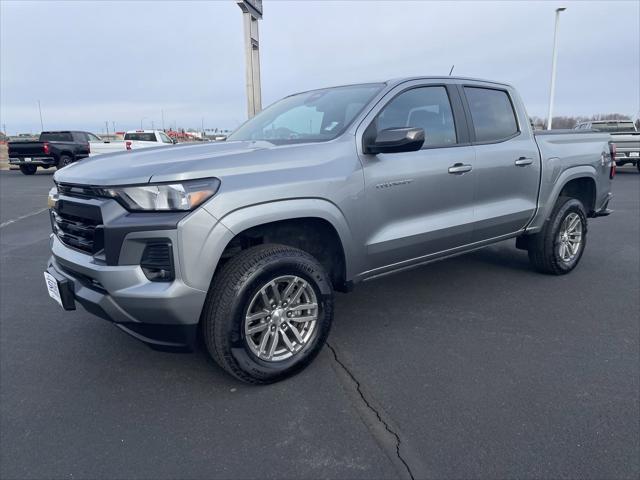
[46,77,614,384]
[575,120,640,171]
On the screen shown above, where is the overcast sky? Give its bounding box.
[1,0,638,135]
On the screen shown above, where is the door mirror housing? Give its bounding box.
[364,127,425,154]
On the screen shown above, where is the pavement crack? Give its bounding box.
[327,342,415,480]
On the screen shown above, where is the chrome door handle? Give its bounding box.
[448,163,473,174]
[515,157,533,166]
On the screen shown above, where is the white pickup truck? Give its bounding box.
[89,130,177,157]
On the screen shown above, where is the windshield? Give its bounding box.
[228,83,384,144]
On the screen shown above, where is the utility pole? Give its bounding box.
[237,1,263,118]
[546,7,566,130]
[105,121,109,138]
[161,109,165,131]
[37,100,44,132]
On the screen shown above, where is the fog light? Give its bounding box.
[140,241,174,282]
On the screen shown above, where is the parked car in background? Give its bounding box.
[89,130,177,157]
[8,131,96,175]
[46,77,614,384]
[575,120,640,171]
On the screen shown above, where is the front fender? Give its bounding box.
[214,198,361,280]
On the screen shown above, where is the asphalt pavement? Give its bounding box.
[1,168,638,479]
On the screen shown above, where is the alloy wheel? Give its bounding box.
[558,212,582,262]
[244,275,318,362]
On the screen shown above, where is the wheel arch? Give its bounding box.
[210,199,359,291]
[529,166,598,232]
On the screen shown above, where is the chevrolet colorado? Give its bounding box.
[45,77,614,384]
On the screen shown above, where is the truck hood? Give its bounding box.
[53,140,288,186]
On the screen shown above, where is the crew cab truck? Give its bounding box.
[45,77,614,384]
[575,120,640,171]
[89,130,177,157]
[8,131,96,175]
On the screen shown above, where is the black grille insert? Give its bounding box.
[51,201,103,254]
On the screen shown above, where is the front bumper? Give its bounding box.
[47,187,236,349]
[48,237,206,349]
[9,156,57,166]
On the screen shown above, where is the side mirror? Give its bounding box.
[364,127,425,154]
[172,138,178,144]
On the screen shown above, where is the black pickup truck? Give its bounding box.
[8,131,98,175]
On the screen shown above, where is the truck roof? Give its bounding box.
[586,120,634,124]
[41,130,92,134]
[125,130,163,134]
[287,76,513,97]
[385,76,512,88]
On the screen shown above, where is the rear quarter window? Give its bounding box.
[124,133,157,142]
[464,87,519,143]
[40,132,73,142]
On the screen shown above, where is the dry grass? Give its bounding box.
[0,144,8,170]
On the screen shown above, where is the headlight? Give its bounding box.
[100,178,220,211]
[47,186,59,209]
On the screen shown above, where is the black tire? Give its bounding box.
[527,196,588,275]
[57,155,73,169]
[636,161,640,173]
[201,244,334,384]
[19,165,37,175]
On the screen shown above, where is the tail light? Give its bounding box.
[43,142,50,155]
[609,143,616,179]
[126,141,132,151]
[86,143,90,153]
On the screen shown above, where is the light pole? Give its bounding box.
[546,7,566,130]
[37,100,44,132]
[237,0,263,118]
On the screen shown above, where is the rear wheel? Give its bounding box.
[527,196,587,275]
[57,155,73,169]
[636,161,640,173]
[201,244,334,384]
[19,165,37,175]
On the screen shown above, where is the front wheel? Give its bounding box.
[201,244,334,384]
[19,165,37,175]
[527,197,587,275]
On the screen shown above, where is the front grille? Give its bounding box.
[51,200,104,254]
[57,184,102,198]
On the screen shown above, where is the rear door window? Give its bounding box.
[464,87,519,142]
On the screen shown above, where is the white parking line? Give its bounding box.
[0,208,49,229]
